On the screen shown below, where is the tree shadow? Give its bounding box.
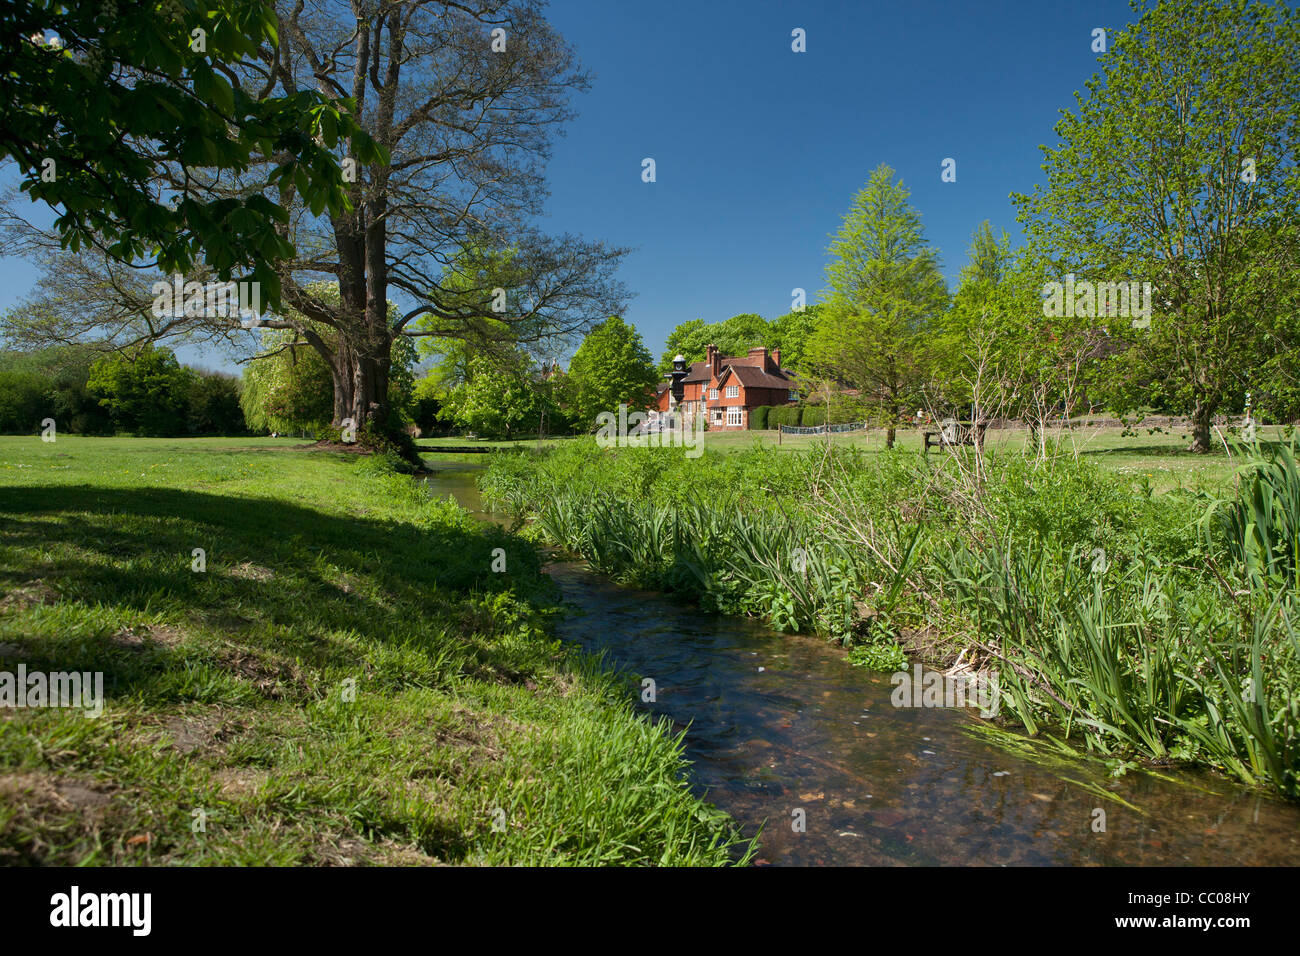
[1078,437,1290,460]
[0,484,555,699]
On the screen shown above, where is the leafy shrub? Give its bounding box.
[749,406,769,430]
[0,371,52,434]
[801,404,827,427]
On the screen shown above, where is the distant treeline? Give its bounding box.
[0,344,245,437]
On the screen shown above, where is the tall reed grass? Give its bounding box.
[481,437,1300,797]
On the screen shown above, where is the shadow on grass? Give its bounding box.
[1078,437,1289,460]
[0,483,555,702]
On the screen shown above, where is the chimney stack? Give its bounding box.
[707,343,720,379]
[772,347,781,369]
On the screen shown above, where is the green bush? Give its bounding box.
[801,404,827,427]
[749,406,769,430]
[186,372,247,435]
[770,405,801,429]
[0,371,53,434]
[827,400,871,425]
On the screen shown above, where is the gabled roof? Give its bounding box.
[682,356,797,383]
[718,363,796,391]
[681,360,715,384]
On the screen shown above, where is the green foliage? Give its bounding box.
[567,316,659,430]
[807,165,948,443]
[749,406,769,431]
[185,371,246,436]
[240,336,333,435]
[801,405,827,427]
[440,353,550,440]
[768,405,800,429]
[0,345,113,435]
[767,305,824,371]
[659,313,771,372]
[847,640,908,672]
[86,345,193,436]
[658,309,823,374]
[1011,0,1300,449]
[1210,438,1300,593]
[1,0,384,310]
[1,345,238,436]
[0,371,51,434]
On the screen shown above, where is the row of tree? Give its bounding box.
[0,345,244,436]
[2,1,1295,454]
[0,306,667,442]
[786,0,1300,453]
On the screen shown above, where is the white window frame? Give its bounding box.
[726,407,743,426]
[709,388,718,400]
[711,408,724,422]
[725,385,739,398]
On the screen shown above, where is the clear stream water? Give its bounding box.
[424,463,1300,866]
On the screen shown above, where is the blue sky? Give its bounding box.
[0,0,1145,369]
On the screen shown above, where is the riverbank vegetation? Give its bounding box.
[0,437,748,864]
[480,438,1300,798]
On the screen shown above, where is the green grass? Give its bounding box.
[0,435,749,865]
[700,423,1288,492]
[418,423,1285,493]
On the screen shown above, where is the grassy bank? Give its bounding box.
[480,438,1300,798]
[0,436,748,865]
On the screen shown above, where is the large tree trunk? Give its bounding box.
[1189,396,1214,453]
[329,205,397,446]
[348,340,392,436]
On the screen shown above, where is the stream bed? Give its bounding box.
[425,463,1300,866]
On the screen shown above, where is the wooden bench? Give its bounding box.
[923,420,988,452]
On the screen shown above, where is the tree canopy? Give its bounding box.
[0,0,381,309]
[806,164,948,446]
[568,316,659,430]
[1012,0,1300,450]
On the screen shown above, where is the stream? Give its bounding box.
[425,462,1300,866]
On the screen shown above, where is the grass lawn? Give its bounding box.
[423,423,1285,494]
[701,425,1259,491]
[0,436,746,865]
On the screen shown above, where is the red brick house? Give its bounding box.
[654,344,800,429]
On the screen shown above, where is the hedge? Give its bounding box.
[749,406,769,430]
[770,405,802,429]
[801,404,828,427]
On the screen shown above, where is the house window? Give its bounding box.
[726,407,743,426]
[725,385,738,398]
[709,388,718,400]
[788,389,799,401]
[712,409,723,423]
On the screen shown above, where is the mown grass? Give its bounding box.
[412,424,1285,493]
[0,435,749,865]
